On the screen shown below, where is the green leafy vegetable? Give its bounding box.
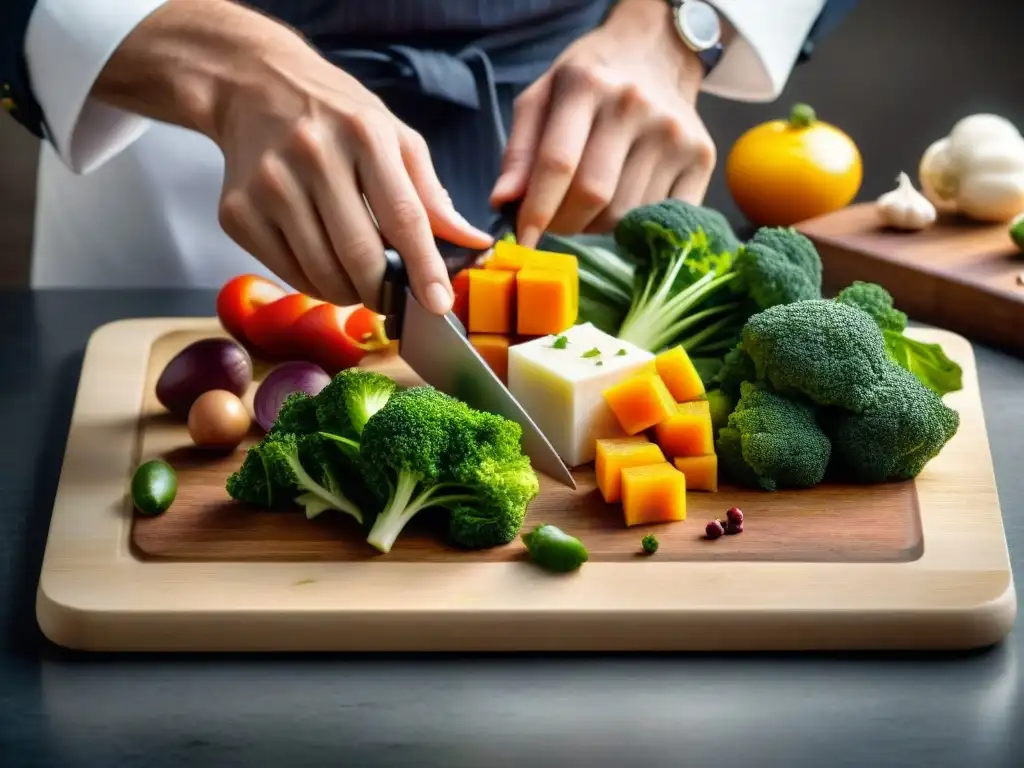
[882,330,963,396]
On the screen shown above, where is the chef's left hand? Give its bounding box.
[490,0,716,246]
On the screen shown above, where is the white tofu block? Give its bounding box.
[507,322,655,468]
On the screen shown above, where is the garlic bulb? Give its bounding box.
[918,114,1024,223]
[876,172,937,230]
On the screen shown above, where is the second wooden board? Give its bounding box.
[796,203,1024,355]
[35,318,1017,653]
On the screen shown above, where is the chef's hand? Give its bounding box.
[490,0,716,247]
[93,0,491,314]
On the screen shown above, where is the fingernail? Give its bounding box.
[491,173,515,200]
[425,281,453,315]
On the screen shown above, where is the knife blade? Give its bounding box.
[378,245,576,490]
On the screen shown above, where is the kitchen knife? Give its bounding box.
[378,230,577,490]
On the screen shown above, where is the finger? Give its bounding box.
[668,169,713,205]
[399,128,492,248]
[490,77,552,207]
[517,82,600,246]
[546,101,640,235]
[355,124,453,316]
[252,152,359,306]
[286,121,389,309]
[641,155,682,205]
[586,138,662,233]
[218,187,322,298]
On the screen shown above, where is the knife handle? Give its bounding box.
[379,247,408,342]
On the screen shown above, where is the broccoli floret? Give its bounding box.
[270,391,320,435]
[315,368,397,439]
[835,281,907,333]
[821,365,960,483]
[360,386,538,553]
[258,431,365,522]
[734,227,823,309]
[741,300,892,412]
[714,342,757,397]
[615,198,741,258]
[614,224,823,355]
[715,381,831,491]
[226,444,290,508]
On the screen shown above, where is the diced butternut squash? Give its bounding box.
[603,372,677,435]
[673,454,718,492]
[678,400,710,417]
[621,462,687,526]
[469,333,511,383]
[468,269,516,334]
[656,345,706,402]
[451,269,471,327]
[653,409,715,458]
[486,240,578,275]
[516,267,577,336]
[595,437,664,503]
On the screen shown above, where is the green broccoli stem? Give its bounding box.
[318,432,361,460]
[579,267,632,308]
[542,232,636,292]
[617,265,741,352]
[280,449,363,524]
[365,471,476,553]
[688,337,740,355]
[656,301,742,347]
[678,309,749,352]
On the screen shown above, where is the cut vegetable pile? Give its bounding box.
[136,195,969,570]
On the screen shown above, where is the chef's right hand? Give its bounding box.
[211,34,492,314]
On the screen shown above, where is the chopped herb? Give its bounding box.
[581,347,601,359]
[616,349,627,356]
[596,361,604,366]
[552,335,569,349]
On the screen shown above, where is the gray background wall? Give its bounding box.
[1,1,1021,287]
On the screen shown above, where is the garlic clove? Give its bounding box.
[950,114,1023,148]
[877,172,937,231]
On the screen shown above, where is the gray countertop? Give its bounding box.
[2,289,1022,768]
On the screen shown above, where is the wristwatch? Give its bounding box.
[666,0,724,76]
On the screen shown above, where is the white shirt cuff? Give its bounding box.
[25,0,171,175]
[702,0,827,103]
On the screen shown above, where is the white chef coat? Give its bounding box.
[23,0,826,290]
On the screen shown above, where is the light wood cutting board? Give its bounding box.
[35,317,1016,652]
[796,203,1024,356]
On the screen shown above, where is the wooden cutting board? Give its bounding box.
[35,317,1016,653]
[796,203,1024,356]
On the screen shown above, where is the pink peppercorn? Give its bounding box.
[705,520,725,539]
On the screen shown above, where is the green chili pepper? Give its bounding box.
[521,524,589,572]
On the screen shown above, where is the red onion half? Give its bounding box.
[253,361,331,432]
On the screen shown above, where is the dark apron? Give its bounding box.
[247,1,613,231]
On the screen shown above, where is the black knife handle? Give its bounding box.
[379,247,408,342]
[379,199,522,340]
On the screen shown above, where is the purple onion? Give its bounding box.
[254,361,331,432]
[156,337,253,418]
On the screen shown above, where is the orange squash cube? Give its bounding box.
[603,373,677,436]
[516,267,578,336]
[673,454,719,492]
[621,462,687,526]
[678,400,711,417]
[468,269,516,334]
[469,334,511,383]
[653,409,715,458]
[451,269,471,327]
[595,437,664,504]
[656,345,706,402]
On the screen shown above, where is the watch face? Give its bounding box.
[678,1,721,50]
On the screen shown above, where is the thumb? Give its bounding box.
[400,129,493,249]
